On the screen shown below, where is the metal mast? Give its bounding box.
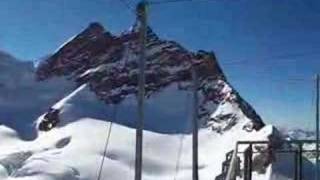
[192,68,199,180]
[135,1,147,180]
[316,74,319,180]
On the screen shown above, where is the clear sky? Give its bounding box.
[0,0,320,130]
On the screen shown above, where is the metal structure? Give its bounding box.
[131,1,320,179]
[135,1,148,180]
[316,74,319,180]
[192,68,199,180]
[134,2,201,180]
[218,140,320,180]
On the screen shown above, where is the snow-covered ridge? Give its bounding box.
[0,117,274,180]
[36,22,264,132]
[0,82,307,180]
[284,128,315,140]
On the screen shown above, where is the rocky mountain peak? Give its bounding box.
[36,22,264,132]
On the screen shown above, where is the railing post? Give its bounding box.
[297,143,303,180]
[243,146,248,180]
[225,143,238,180]
[294,147,298,180]
[244,144,253,180]
[248,144,252,180]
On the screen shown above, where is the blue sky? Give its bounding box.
[0,0,320,130]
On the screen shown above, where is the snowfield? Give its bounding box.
[0,85,273,180]
[0,119,273,180]
[0,58,313,180]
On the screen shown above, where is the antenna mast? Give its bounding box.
[135,1,147,180]
[192,68,199,180]
[316,74,319,180]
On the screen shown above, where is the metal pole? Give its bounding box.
[243,144,252,180]
[243,148,248,180]
[226,143,239,180]
[294,149,298,180]
[298,143,303,180]
[135,2,147,180]
[248,144,252,180]
[192,68,199,180]
[316,74,320,180]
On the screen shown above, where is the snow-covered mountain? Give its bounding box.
[284,128,315,140]
[282,128,318,167]
[36,22,265,134]
[0,86,275,180]
[0,23,304,180]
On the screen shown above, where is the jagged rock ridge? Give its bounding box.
[36,22,264,131]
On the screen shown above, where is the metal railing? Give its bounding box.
[218,140,319,180]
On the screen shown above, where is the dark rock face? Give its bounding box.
[36,22,264,131]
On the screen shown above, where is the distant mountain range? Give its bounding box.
[284,128,315,140]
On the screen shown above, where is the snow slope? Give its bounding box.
[0,86,274,180]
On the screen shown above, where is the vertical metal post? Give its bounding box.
[192,68,199,180]
[243,144,253,180]
[243,147,249,180]
[298,143,303,180]
[247,144,252,180]
[226,143,238,180]
[243,144,252,180]
[294,147,298,180]
[316,74,320,180]
[135,2,147,180]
